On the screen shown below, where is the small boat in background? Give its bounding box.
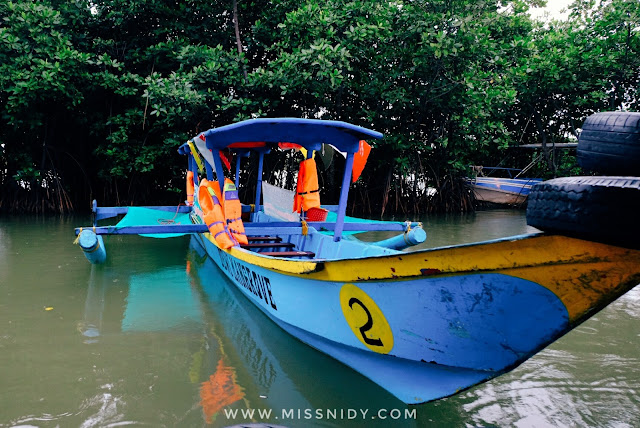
[470,166,542,206]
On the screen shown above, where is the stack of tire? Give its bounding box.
[526,112,640,249]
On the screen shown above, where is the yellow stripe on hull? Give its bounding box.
[305,234,640,323]
[309,234,640,279]
[202,232,321,274]
[506,261,640,323]
[204,230,640,324]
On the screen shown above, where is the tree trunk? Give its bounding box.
[233,0,248,80]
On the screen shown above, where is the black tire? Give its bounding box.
[526,176,640,249]
[577,111,640,176]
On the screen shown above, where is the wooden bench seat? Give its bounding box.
[240,242,295,249]
[260,250,316,258]
[247,236,282,242]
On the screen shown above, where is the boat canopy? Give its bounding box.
[200,118,383,154]
[178,117,384,241]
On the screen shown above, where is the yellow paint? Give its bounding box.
[187,140,205,173]
[228,245,319,274]
[308,235,640,282]
[199,220,640,324]
[505,261,640,323]
[193,208,320,274]
[201,232,320,275]
[340,284,394,354]
[308,235,640,323]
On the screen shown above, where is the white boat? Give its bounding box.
[471,176,543,205]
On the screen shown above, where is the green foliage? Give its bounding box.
[0,0,638,213]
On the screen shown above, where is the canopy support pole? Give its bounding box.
[235,154,241,188]
[205,160,214,181]
[253,151,265,221]
[211,150,226,195]
[334,152,354,242]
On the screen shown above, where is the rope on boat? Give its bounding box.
[73,226,98,245]
[403,221,412,245]
[156,204,185,225]
[402,221,423,245]
[73,227,82,245]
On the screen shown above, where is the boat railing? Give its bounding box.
[78,200,420,237]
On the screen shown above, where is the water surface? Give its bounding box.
[0,211,638,427]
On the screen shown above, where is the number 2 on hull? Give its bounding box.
[340,283,394,354]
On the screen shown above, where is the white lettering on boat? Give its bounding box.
[219,251,277,310]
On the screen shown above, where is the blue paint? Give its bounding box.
[254,151,265,222]
[114,207,193,238]
[339,273,569,371]
[202,118,382,154]
[92,199,98,226]
[77,224,207,236]
[205,159,213,181]
[78,229,107,264]
[372,227,427,250]
[272,316,492,404]
[210,149,226,195]
[76,220,422,237]
[234,154,241,188]
[193,232,570,403]
[334,152,355,242]
[76,119,586,404]
[93,205,192,222]
[473,177,543,195]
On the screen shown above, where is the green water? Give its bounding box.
[1,211,638,427]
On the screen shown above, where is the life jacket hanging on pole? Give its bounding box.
[293,158,321,214]
[222,178,248,245]
[186,170,195,206]
[198,179,236,249]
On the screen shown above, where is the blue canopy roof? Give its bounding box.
[201,118,383,154]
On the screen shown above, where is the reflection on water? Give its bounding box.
[187,237,405,427]
[79,266,106,343]
[0,212,638,427]
[121,268,201,333]
[459,287,640,427]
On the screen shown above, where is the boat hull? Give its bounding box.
[473,186,528,205]
[472,177,542,205]
[193,232,640,404]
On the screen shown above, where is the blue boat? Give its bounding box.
[74,118,640,404]
[472,176,543,205]
[470,167,543,205]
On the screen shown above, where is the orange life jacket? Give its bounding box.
[186,170,195,206]
[223,178,248,245]
[293,158,321,213]
[198,179,236,249]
